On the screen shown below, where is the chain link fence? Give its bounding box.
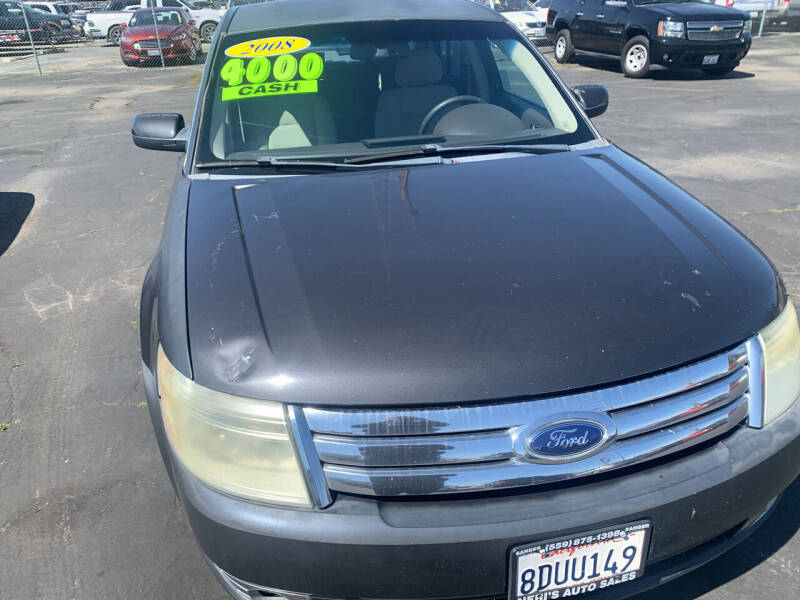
[0,0,211,73]
[2,0,798,76]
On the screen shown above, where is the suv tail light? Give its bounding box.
[188,18,196,25]
[726,0,734,6]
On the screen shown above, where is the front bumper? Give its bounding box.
[650,36,752,68]
[143,367,800,600]
[522,27,547,41]
[121,43,191,61]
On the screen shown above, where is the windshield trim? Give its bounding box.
[189,18,603,174]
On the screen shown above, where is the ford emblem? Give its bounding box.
[526,421,606,460]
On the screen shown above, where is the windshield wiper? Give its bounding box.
[344,143,570,165]
[195,155,445,171]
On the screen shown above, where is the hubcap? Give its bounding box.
[202,23,216,42]
[112,28,121,44]
[626,44,647,72]
[556,36,565,58]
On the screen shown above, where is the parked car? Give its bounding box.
[475,0,550,41]
[0,0,76,43]
[547,0,753,77]
[84,0,216,45]
[119,7,199,65]
[216,0,265,18]
[24,1,87,30]
[132,1,800,599]
[710,0,791,18]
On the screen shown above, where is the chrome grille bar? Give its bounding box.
[322,398,748,497]
[687,20,744,29]
[304,344,747,437]
[686,20,742,42]
[303,343,752,497]
[611,369,748,439]
[314,430,512,468]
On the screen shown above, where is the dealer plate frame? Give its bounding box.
[508,520,652,600]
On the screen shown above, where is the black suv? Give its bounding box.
[0,0,74,44]
[546,0,752,77]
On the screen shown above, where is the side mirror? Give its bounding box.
[571,85,609,118]
[132,113,187,152]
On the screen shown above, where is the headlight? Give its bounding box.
[121,35,132,43]
[170,33,186,41]
[133,42,140,50]
[759,302,800,424]
[658,20,685,38]
[87,20,93,27]
[743,19,752,35]
[157,347,312,507]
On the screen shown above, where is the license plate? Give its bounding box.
[702,54,719,65]
[531,27,545,38]
[509,521,651,600]
[147,49,162,56]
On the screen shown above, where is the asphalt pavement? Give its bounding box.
[0,33,799,600]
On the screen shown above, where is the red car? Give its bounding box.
[119,7,201,67]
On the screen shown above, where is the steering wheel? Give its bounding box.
[418,95,486,135]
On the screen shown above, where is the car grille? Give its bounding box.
[526,21,545,28]
[303,342,754,497]
[137,39,172,49]
[687,20,743,41]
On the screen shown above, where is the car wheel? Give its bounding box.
[122,58,137,67]
[108,25,123,46]
[186,42,198,64]
[42,24,59,46]
[702,66,735,77]
[553,29,573,64]
[200,21,216,43]
[621,35,650,78]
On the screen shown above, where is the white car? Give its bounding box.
[475,0,550,42]
[216,0,266,19]
[84,0,218,44]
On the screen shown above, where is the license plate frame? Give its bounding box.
[702,54,720,65]
[508,520,652,600]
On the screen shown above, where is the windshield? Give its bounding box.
[196,20,593,164]
[129,9,183,25]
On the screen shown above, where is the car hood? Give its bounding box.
[125,24,184,38]
[642,2,748,19]
[185,145,782,406]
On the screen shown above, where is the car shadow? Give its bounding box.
[568,54,755,80]
[0,192,34,257]
[635,475,800,599]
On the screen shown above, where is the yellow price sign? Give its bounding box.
[219,51,324,102]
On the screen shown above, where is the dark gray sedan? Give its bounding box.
[132,1,800,599]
